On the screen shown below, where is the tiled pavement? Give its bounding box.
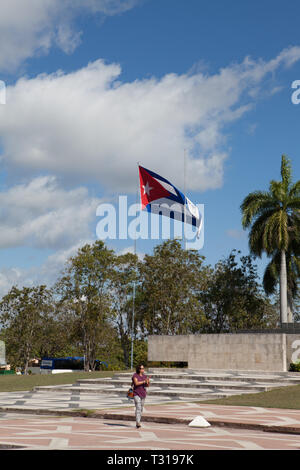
[96,402,300,433]
[0,371,300,451]
[0,390,300,450]
[0,412,300,450]
[0,387,300,433]
[0,389,183,411]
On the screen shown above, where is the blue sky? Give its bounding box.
[0,0,299,296]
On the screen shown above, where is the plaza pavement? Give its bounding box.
[1,412,300,451]
[0,387,299,450]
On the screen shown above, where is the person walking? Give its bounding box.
[132,364,150,428]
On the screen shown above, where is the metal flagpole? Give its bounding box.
[130,162,139,370]
[183,149,187,251]
[130,262,136,370]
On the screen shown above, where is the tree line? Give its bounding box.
[0,154,299,373]
[0,240,281,374]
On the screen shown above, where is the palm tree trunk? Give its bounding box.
[280,250,288,324]
[287,292,294,323]
[287,304,294,323]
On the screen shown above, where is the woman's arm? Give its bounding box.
[133,376,147,387]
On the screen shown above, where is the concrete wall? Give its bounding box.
[148,333,300,371]
[0,341,5,366]
[148,335,189,363]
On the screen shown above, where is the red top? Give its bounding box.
[132,372,148,398]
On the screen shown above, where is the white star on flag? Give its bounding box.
[143,181,153,195]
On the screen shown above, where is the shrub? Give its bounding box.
[289,362,300,372]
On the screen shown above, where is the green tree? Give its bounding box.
[0,285,53,373]
[110,252,139,368]
[38,300,80,358]
[241,155,300,324]
[200,250,278,332]
[55,240,115,371]
[139,239,209,335]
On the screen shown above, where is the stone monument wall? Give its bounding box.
[148,333,300,372]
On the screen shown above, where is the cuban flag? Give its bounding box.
[139,165,202,234]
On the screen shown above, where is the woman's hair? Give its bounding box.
[136,364,144,374]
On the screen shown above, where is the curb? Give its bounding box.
[0,406,300,435]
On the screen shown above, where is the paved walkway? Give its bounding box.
[0,411,300,451]
[0,388,300,433]
[0,387,300,450]
[0,388,182,412]
[94,402,300,433]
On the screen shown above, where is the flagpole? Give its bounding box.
[130,270,136,371]
[130,162,139,371]
[183,149,187,251]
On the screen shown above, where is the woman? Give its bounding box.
[132,364,150,428]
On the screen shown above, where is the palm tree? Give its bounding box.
[241,155,300,324]
[263,241,300,321]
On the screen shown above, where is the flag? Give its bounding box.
[138,165,202,233]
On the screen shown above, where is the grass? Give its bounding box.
[200,384,300,410]
[0,371,115,393]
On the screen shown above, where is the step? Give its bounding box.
[33,380,280,394]
[148,368,300,377]
[76,375,300,387]
[148,388,260,399]
[116,371,300,382]
[152,373,300,383]
[31,368,300,401]
[32,385,261,400]
[76,378,290,392]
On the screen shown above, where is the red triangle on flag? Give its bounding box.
[139,166,170,208]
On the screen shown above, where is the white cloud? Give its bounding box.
[1,47,300,194]
[71,0,141,15]
[0,240,95,298]
[0,267,25,298]
[0,0,141,72]
[0,176,100,249]
[0,240,147,298]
